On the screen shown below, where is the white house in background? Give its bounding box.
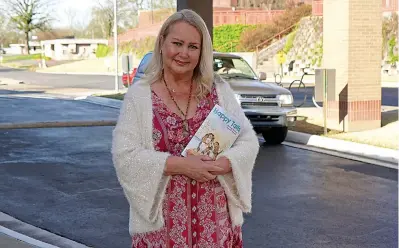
[6,41,42,55]
[41,39,108,61]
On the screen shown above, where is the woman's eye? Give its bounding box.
[189,45,198,49]
[173,42,182,46]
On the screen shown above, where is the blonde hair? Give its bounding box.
[144,9,214,99]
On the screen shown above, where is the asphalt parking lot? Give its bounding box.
[0,96,397,248]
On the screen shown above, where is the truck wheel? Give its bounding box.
[262,127,288,144]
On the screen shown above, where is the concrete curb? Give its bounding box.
[75,96,123,109]
[0,120,116,129]
[0,212,89,248]
[286,130,398,168]
[0,78,25,85]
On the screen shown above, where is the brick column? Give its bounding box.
[177,0,213,41]
[323,0,382,132]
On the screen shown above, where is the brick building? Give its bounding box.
[312,0,398,16]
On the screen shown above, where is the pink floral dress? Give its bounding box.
[132,84,243,248]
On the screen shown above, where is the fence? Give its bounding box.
[213,10,285,26]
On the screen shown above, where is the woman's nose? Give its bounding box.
[179,46,189,57]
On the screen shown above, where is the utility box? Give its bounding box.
[314,69,336,102]
[121,54,133,73]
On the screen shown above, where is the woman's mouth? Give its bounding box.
[174,60,189,66]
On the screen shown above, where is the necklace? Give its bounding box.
[162,73,193,137]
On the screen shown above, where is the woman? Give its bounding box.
[112,9,259,248]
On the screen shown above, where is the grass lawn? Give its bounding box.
[2,54,44,62]
[2,62,38,71]
[289,117,342,136]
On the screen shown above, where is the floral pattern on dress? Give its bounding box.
[133,84,243,248]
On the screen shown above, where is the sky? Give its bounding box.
[52,0,164,28]
[53,0,97,28]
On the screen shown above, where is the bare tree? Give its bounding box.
[64,7,78,31]
[0,0,54,54]
[152,0,176,9]
[0,12,23,48]
[0,12,8,48]
[87,0,145,38]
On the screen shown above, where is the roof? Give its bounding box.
[40,39,108,45]
[9,41,41,47]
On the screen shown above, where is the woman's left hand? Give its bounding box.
[206,156,232,176]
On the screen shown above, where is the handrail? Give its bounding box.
[255,23,297,54]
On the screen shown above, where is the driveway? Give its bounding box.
[0,66,124,90]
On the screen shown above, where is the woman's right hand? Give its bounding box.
[182,155,224,182]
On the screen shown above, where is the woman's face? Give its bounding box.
[161,21,201,77]
[204,134,213,144]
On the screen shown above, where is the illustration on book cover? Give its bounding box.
[182,104,242,159]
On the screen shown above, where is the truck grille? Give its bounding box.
[247,114,280,122]
[241,102,279,107]
[240,94,276,99]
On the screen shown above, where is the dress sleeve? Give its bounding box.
[111,86,171,225]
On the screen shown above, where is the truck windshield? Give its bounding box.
[213,56,257,80]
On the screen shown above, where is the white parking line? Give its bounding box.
[0,226,59,248]
[0,212,89,248]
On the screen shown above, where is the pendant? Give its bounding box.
[183,121,189,137]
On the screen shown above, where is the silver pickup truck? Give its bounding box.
[133,52,297,144]
[213,52,296,144]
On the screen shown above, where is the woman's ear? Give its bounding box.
[159,35,165,53]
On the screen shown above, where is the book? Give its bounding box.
[181,104,242,159]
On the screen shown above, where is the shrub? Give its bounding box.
[96,44,111,58]
[118,36,156,58]
[239,24,279,51]
[388,37,398,65]
[239,4,312,52]
[282,29,297,53]
[213,24,255,52]
[382,13,398,57]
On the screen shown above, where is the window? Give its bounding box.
[213,56,257,80]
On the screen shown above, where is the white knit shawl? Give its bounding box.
[111,75,260,235]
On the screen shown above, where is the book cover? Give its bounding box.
[181,104,242,159]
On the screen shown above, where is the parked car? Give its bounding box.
[122,52,153,87]
[122,68,137,87]
[134,51,297,144]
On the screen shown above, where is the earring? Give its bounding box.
[160,50,162,54]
